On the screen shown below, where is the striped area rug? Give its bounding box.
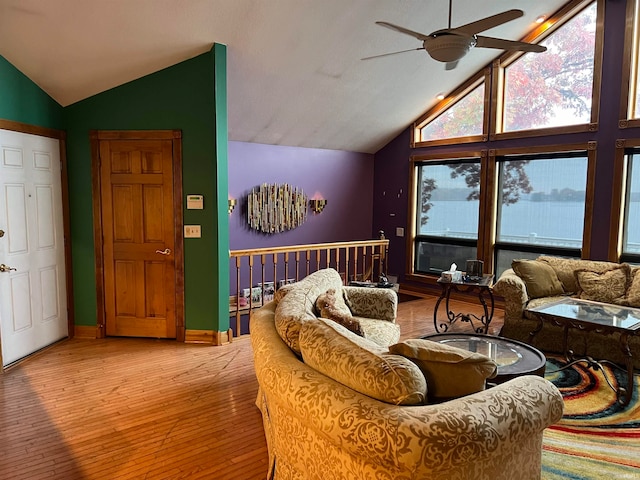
[542,357,640,479]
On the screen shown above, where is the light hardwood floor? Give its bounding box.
[0,295,503,479]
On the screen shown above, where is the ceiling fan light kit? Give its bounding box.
[366,0,546,69]
[423,34,476,62]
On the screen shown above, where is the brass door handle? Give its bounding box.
[155,248,171,256]
[0,264,16,272]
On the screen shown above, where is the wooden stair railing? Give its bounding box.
[228,233,389,338]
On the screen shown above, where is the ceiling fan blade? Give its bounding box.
[445,60,459,70]
[476,35,547,52]
[375,21,431,41]
[454,9,523,35]
[361,48,423,61]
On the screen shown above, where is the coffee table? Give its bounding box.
[423,333,546,385]
[526,297,640,406]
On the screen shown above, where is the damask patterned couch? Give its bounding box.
[493,256,640,368]
[250,268,564,480]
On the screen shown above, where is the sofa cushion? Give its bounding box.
[625,267,640,307]
[315,288,364,336]
[537,256,619,293]
[389,338,497,401]
[299,318,427,405]
[275,268,344,355]
[574,264,630,304]
[512,259,564,299]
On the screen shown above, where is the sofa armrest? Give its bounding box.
[492,268,529,321]
[342,286,397,322]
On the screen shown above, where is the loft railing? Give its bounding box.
[228,233,389,338]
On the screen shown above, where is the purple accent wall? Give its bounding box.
[228,141,375,250]
[372,0,640,283]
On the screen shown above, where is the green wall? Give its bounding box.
[0,55,64,128]
[64,46,229,333]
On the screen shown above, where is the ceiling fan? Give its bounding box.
[364,0,547,70]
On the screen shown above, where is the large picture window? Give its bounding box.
[494,153,588,275]
[622,150,640,260]
[501,1,597,133]
[414,159,480,275]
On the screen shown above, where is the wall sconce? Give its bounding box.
[309,199,327,214]
[228,198,237,214]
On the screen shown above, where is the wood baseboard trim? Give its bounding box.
[74,325,98,338]
[185,329,231,345]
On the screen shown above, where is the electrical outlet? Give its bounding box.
[184,225,201,238]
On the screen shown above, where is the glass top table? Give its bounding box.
[526,297,640,406]
[423,333,546,384]
[527,297,640,331]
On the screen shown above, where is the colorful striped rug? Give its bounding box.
[542,357,640,479]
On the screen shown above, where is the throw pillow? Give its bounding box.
[389,338,498,401]
[315,288,364,336]
[299,318,427,405]
[512,259,564,299]
[625,267,640,307]
[575,264,630,304]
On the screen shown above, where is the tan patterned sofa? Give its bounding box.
[251,268,564,480]
[493,255,640,368]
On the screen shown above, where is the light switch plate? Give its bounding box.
[396,227,404,237]
[184,225,201,238]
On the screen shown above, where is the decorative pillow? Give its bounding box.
[299,318,427,405]
[575,264,630,304]
[511,259,564,299]
[389,338,497,401]
[625,267,640,307]
[315,289,364,336]
[273,283,296,304]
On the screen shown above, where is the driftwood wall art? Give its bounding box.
[247,183,308,233]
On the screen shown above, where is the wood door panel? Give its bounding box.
[142,185,165,242]
[144,261,169,318]
[100,137,177,338]
[114,260,136,318]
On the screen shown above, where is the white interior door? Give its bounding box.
[0,129,68,367]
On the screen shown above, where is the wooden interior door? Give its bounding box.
[97,132,181,338]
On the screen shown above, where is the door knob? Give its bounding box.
[0,264,16,273]
[155,248,171,256]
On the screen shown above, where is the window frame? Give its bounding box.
[619,0,640,128]
[406,150,489,284]
[490,0,603,141]
[611,138,640,262]
[411,69,490,148]
[489,143,597,273]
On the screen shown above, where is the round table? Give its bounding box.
[422,333,547,384]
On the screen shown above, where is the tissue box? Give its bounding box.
[441,270,462,282]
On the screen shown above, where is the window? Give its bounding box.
[622,0,640,125]
[494,153,588,276]
[622,150,640,261]
[414,158,481,275]
[419,83,484,142]
[412,73,489,148]
[501,1,597,133]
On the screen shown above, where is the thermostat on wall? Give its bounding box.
[187,195,204,209]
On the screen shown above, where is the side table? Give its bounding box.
[434,274,494,334]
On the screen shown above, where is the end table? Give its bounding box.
[434,274,494,334]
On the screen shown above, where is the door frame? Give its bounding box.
[0,119,74,368]
[90,130,185,341]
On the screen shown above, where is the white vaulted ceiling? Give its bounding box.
[0,0,567,153]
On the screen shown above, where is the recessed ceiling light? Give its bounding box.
[535,15,546,24]
[436,93,446,100]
